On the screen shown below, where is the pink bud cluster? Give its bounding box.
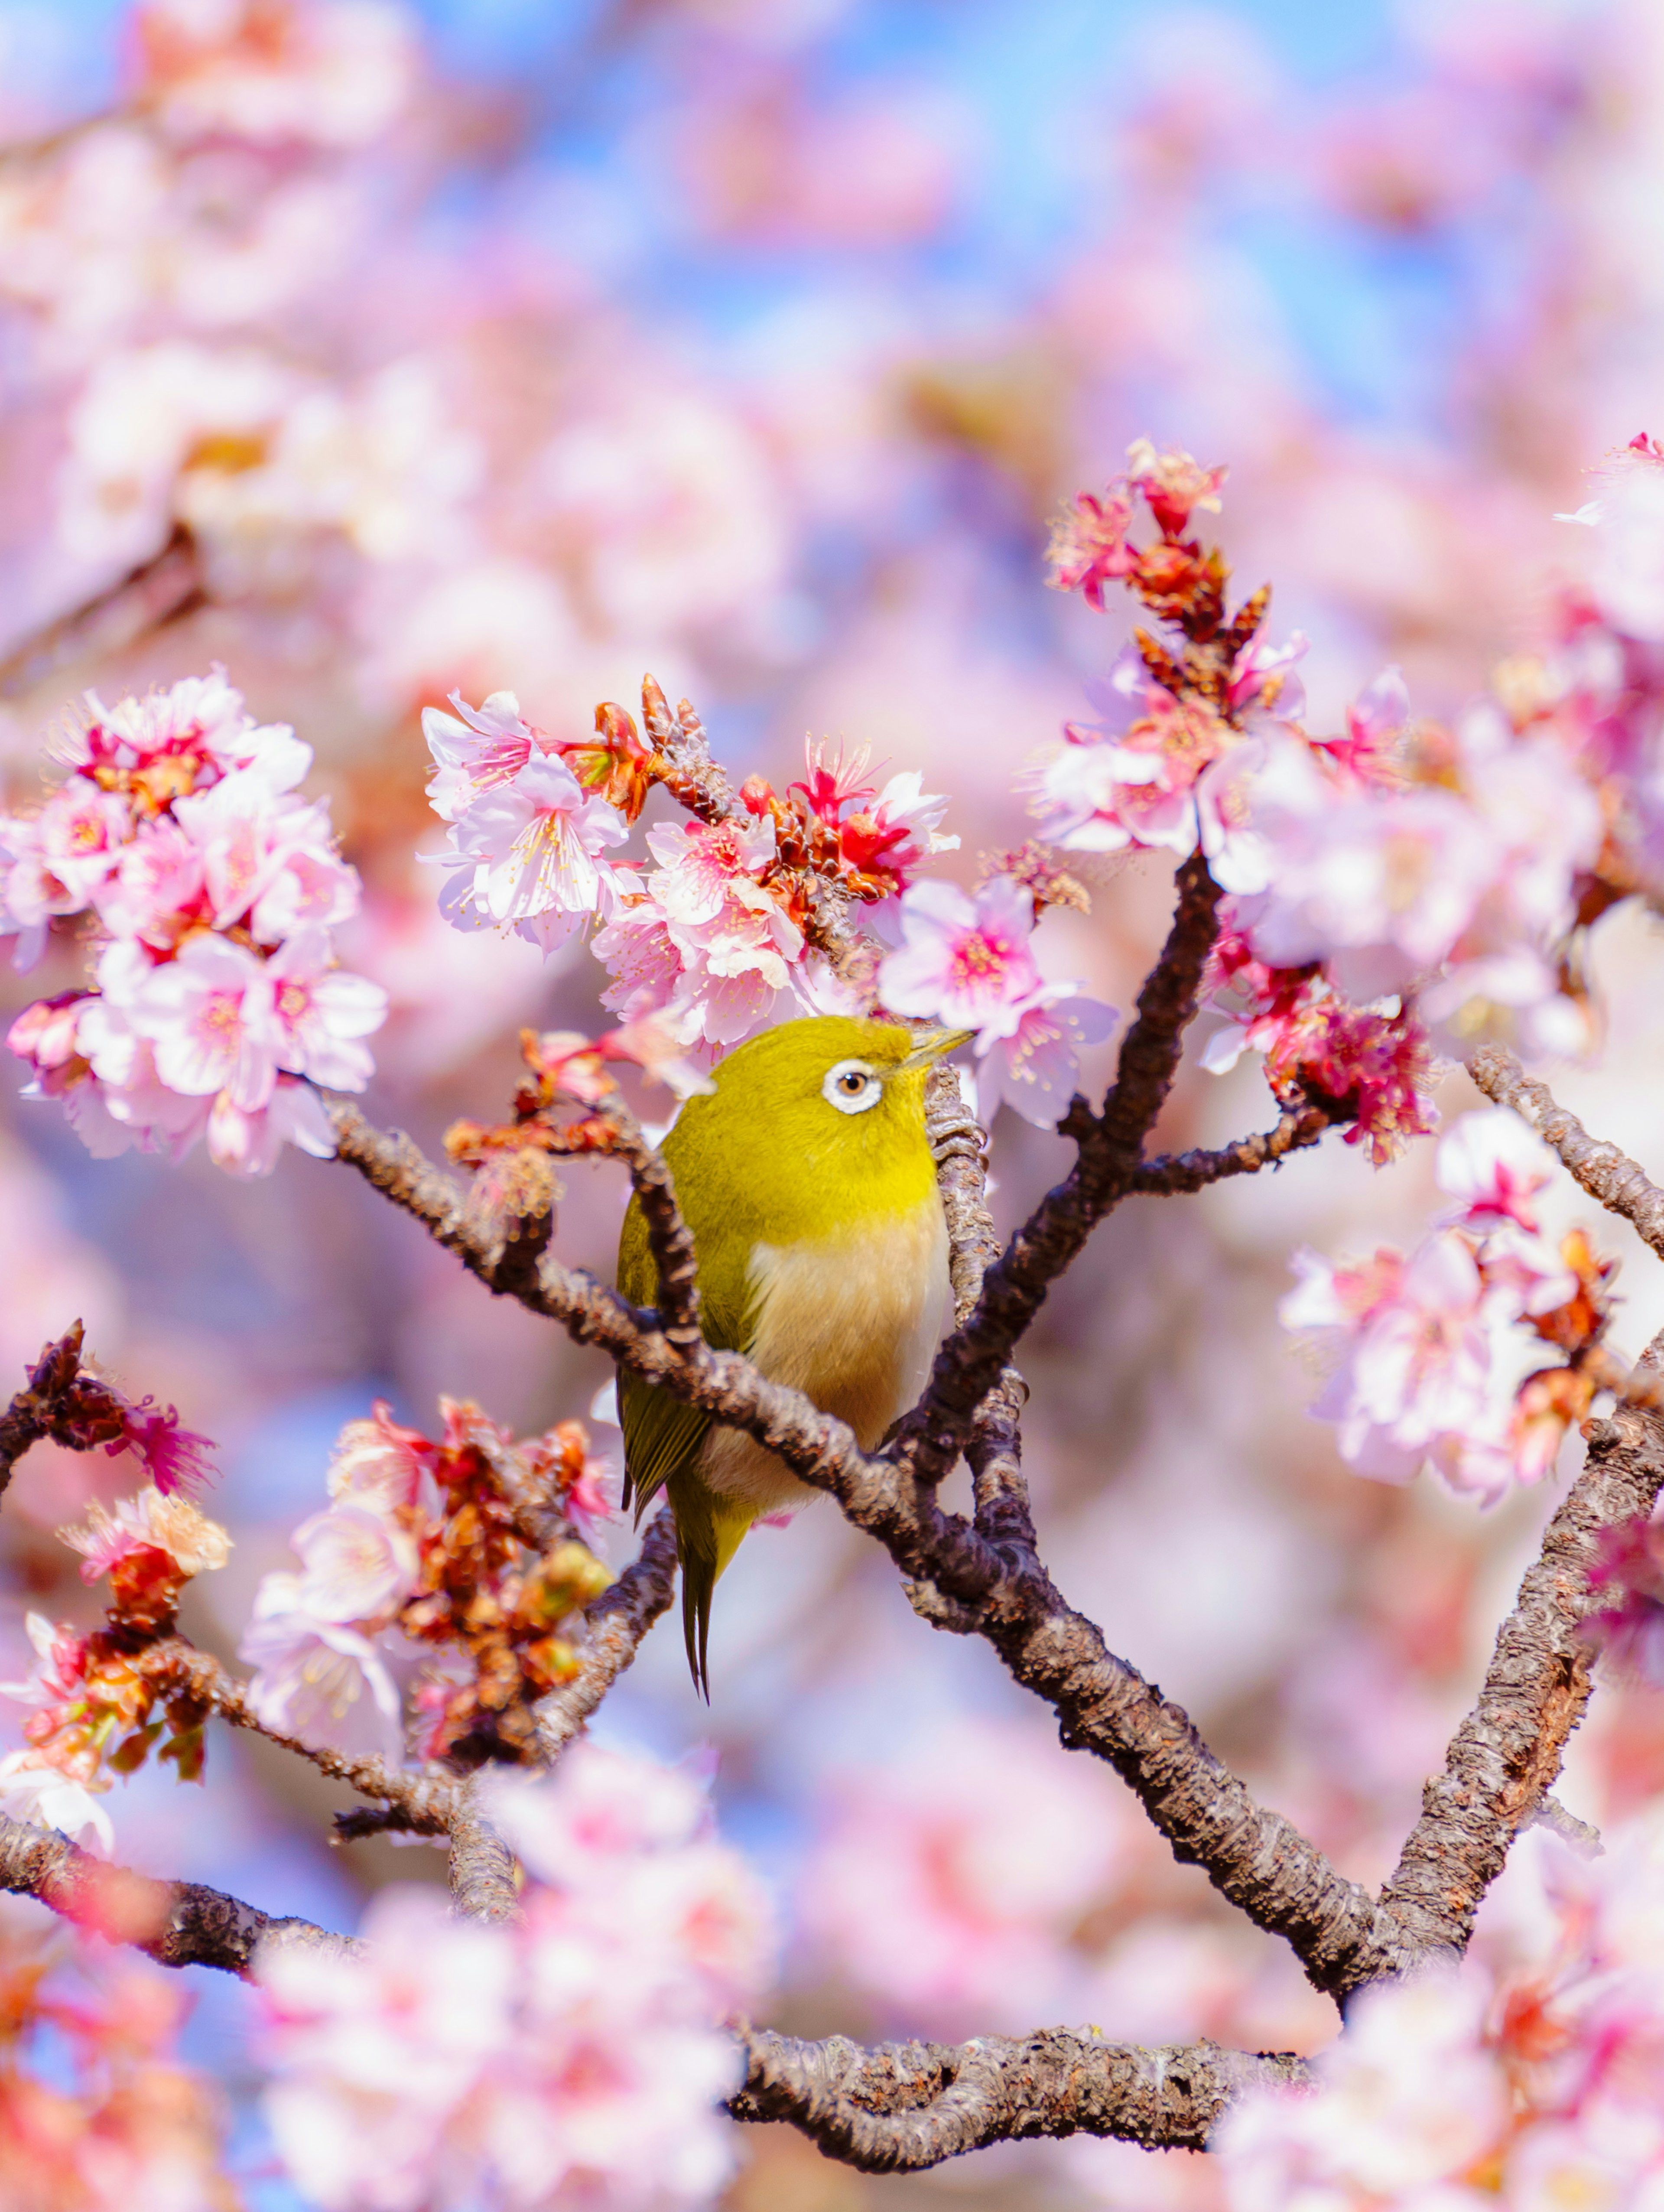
[1280,1109,1596,1502]
[2,670,387,1177]
[1220,1810,1664,2210]
[258,1744,774,2212]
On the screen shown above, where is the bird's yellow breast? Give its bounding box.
[698,1194,949,1513]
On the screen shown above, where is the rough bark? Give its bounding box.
[0,1814,354,1978]
[1378,1324,1664,1967]
[731,2023,1312,2167]
[1469,1044,1664,1258]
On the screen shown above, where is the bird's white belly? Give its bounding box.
[698,1197,949,1513]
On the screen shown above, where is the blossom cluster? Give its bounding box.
[0,1482,232,1851]
[0,1911,230,2212]
[258,1743,773,2212]
[1280,1108,1607,1503]
[1220,1809,1664,2211]
[2,670,386,1177]
[241,1397,614,1766]
[1036,441,1644,1159]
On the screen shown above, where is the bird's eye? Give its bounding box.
[822,1060,882,1115]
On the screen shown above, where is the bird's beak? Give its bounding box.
[895,1027,976,1075]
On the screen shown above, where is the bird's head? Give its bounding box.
[673,1016,972,1234]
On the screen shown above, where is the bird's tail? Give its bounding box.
[668,1474,755,1700]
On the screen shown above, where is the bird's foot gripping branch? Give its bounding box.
[6,438,1664,2201]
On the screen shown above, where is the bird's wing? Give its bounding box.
[616,1193,754,1519]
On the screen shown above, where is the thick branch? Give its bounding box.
[326,1105,1402,1997]
[732,2023,1311,2167]
[533,1507,679,1761]
[135,1639,459,1835]
[900,853,1223,1483]
[0,1815,352,1978]
[1469,1045,1664,1259]
[1379,1324,1664,1968]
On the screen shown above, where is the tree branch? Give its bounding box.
[898,852,1224,1484]
[134,1639,459,1835]
[326,1103,1406,1998]
[533,1507,679,1762]
[0,1814,353,1978]
[1378,1322,1664,1970]
[1128,1097,1340,1197]
[448,1774,520,1923]
[731,2023,1312,2167]
[1469,1044,1664,1260]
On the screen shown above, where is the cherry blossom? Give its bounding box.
[0,1750,114,1854]
[58,1488,231,1588]
[245,925,388,1092]
[438,755,631,954]
[239,1574,406,1760]
[422,690,545,823]
[878,876,1115,1127]
[1046,486,1138,608]
[289,1503,420,1627]
[258,1745,773,2212]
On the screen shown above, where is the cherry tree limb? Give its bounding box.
[898,851,1224,1485]
[1469,1044,1664,1259]
[448,1774,521,1923]
[325,1103,1410,1998]
[0,1814,354,1978]
[731,2022,1312,2166]
[1378,1320,1664,1970]
[134,1639,460,1835]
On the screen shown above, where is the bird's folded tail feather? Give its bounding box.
[668,1472,756,1699]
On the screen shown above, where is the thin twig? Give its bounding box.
[1379,1322,1664,1970]
[533,1508,679,1761]
[731,2023,1312,2166]
[1129,1098,1341,1196]
[134,1639,459,1835]
[0,1814,354,1978]
[1469,1044,1664,1259]
[604,1104,703,1350]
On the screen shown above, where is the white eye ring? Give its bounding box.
[823,1060,883,1115]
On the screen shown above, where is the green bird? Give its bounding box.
[618,1015,969,1694]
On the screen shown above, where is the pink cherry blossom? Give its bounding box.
[1435,1107,1560,1234]
[878,876,1044,1032]
[645,815,777,927]
[0,1750,114,1854]
[70,670,312,793]
[31,781,133,904]
[134,0,418,153]
[1046,485,1138,608]
[1123,438,1227,535]
[327,1403,438,1514]
[423,690,545,823]
[246,925,387,1092]
[88,817,206,946]
[58,1487,231,1581]
[120,930,277,1109]
[974,984,1119,1129]
[290,1503,419,1627]
[205,1073,338,1177]
[240,1572,405,1760]
[441,755,630,953]
[108,1399,220,1496]
[172,772,357,942]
